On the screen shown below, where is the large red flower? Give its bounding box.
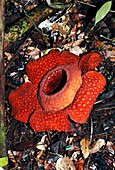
[9,50,106,132]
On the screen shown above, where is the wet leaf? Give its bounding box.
[100,90,115,100]
[80,138,90,159]
[95,1,112,26]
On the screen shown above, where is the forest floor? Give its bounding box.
[4,0,115,169]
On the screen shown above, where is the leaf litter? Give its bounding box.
[4,0,115,169]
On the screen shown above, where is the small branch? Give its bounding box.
[77,0,115,13]
[89,119,93,144]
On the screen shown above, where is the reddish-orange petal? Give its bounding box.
[39,64,82,111]
[29,110,70,132]
[9,82,42,122]
[67,71,106,123]
[26,50,79,84]
[9,50,106,132]
[26,50,61,83]
[79,52,102,74]
[61,51,80,66]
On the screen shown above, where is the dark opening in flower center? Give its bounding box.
[43,69,67,95]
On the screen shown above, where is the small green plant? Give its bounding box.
[19,20,28,37]
[0,157,8,167]
[94,1,112,26]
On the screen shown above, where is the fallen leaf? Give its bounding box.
[106,50,115,62]
[80,138,90,159]
[36,135,47,151]
[106,141,114,155]
[52,23,68,35]
[4,52,12,60]
[89,139,105,154]
[27,47,40,57]
[56,156,76,170]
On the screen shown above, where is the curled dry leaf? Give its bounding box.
[4,52,12,60]
[80,138,90,159]
[56,156,76,170]
[68,41,85,56]
[106,141,114,155]
[106,50,115,62]
[36,135,47,151]
[89,139,105,154]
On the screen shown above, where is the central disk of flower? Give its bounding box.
[43,69,66,95]
[38,64,82,111]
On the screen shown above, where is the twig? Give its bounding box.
[77,1,115,13]
[95,106,115,111]
[100,34,115,43]
[89,119,93,144]
[4,31,31,73]
[23,9,40,31]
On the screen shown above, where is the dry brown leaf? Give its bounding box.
[106,50,115,62]
[25,4,37,11]
[89,139,105,154]
[80,138,90,159]
[56,156,76,170]
[52,23,68,35]
[69,45,84,56]
[92,40,105,49]
[27,47,40,56]
[4,52,12,60]
[36,135,47,151]
[106,141,114,155]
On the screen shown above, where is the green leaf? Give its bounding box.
[0,157,8,167]
[95,1,112,26]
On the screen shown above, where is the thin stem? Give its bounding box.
[100,34,115,43]
[77,0,115,13]
[23,9,40,31]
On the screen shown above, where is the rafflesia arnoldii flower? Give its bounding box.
[9,50,106,132]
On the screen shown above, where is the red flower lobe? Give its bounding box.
[68,71,106,123]
[30,110,70,132]
[8,82,42,122]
